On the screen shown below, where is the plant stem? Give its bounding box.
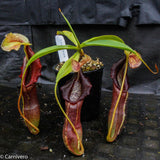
[18,82,39,134]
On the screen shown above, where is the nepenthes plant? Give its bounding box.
[1,9,158,156]
[106,51,158,142]
[1,33,42,135]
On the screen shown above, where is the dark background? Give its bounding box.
[0,0,160,94]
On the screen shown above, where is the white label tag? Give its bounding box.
[55,35,69,62]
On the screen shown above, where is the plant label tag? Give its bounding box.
[55,35,69,62]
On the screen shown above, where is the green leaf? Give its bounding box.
[56,51,80,83]
[25,45,77,69]
[20,45,77,87]
[57,30,78,46]
[81,36,137,54]
[59,9,81,48]
[82,35,125,44]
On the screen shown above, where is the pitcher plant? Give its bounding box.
[1,9,158,156]
[1,33,42,135]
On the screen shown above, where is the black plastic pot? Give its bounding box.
[54,66,104,121]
